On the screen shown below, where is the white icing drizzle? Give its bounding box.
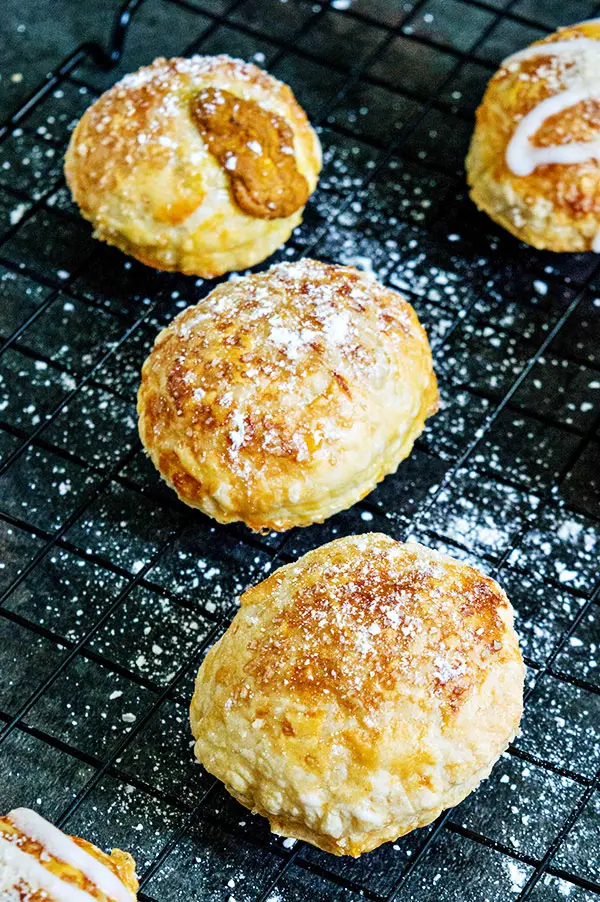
[504,36,600,176]
[506,88,600,175]
[6,808,131,902]
[592,228,600,251]
[0,835,97,902]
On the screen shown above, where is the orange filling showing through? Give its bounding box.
[191,87,309,220]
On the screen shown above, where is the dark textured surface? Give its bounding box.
[0,1,599,901]
[1,1,123,121]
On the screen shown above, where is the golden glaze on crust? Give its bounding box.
[137,259,438,531]
[466,20,600,251]
[64,55,321,277]
[0,816,138,901]
[190,535,525,856]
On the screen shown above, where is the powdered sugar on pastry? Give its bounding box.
[6,809,131,902]
[65,55,322,277]
[190,535,524,856]
[0,837,98,902]
[467,19,600,251]
[0,809,137,902]
[137,259,438,531]
[505,39,600,175]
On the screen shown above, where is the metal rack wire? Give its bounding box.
[0,0,599,899]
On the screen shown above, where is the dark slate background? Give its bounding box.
[2,1,124,121]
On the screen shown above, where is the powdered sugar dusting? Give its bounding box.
[240,536,517,712]
[503,36,600,176]
[154,259,418,470]
[117,54,259,92]
[72,54,279,198]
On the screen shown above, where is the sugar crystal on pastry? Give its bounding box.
[65,55,321,276]
[190,534,525,857]
[137,259,438,531]
[0,807,138,901]
[467,19,600,251]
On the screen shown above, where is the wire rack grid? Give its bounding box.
[0,0,599,899]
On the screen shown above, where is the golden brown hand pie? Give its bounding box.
[0,807,137,900]
[190,534,525,857]
[64,55,321,276]
[137,259,438,532]
[467,19,600,251]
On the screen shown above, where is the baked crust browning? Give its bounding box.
[190,535,524,856]
[244,540,510,714]
[137,259,438,531]
[466,20,600,251]
[0,816,138,901]
[191,87,310,219]
[65,55,321,276]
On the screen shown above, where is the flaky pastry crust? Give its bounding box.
[466,20,600,251]
[137,259,438,531]
[64,55,321,277]
[0,815,138,901]
[190,534,525,856]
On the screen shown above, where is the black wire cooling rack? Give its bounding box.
[1,0,599,899]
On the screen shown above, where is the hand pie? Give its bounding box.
[137,259,438,532]
[467,19,600,251]
[190,534,525,856]
[0,807,137,900]
[64,55,321,277]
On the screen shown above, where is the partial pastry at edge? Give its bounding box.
[65,55,321,277]
[0,807,138,900]
[190,534,525,857]
[137,259,438,532]
[467,18,600,251]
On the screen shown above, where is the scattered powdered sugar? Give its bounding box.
[433,655,468,684]
[323,309,351,343]
[503,33,600,96]
[82,54,272,188]
[506,860,529,893]
[0,35,597,902]
[242,536,511,712]
[117,54,257,92]
[508,507,599,593]
[228,411,246,451]
[9,202,28,225]
[165,259,414,467]
[268,322,310,360]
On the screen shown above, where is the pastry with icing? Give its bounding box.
[65,55,321,277]
[190,534,525,856]
[467,19,600,251]
[0,807,137,901]
[137,259,438,532]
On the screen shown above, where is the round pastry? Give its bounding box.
[0,807,137,900]
[466,19,600,252]
[190,534,525,856]
[137,259,438,532]
[64,55,321,277]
